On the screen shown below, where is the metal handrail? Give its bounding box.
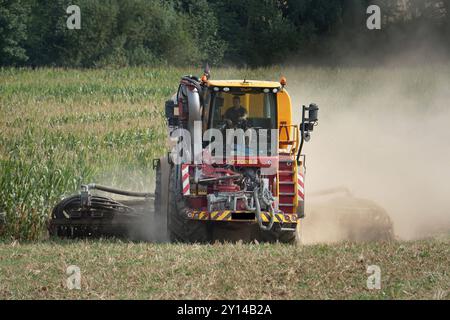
[279,124,299,155]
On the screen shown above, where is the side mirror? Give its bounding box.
[308,103,319,123]
[301,103,319,134]
[297,103,319,161]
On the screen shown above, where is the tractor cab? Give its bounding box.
[201,79,305,159]
[204,80,279,131]
[201,81,281,159]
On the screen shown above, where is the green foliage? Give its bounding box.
[118,0,200,66]
[21,0,216,67]
[0,0,30,65]
[1,0,449,67]
[175,0,227,65]
[209,0,296,66]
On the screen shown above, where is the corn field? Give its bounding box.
[0,68,182,240]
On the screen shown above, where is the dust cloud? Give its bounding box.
[286,65,450,243]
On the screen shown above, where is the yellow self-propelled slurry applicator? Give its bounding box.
[50,67,393,243]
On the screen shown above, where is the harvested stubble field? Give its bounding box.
[0,238,449,299]
[0,66,449,299]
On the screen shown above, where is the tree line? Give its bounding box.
[1,0,449,67]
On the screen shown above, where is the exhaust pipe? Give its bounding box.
[186,87,202,164]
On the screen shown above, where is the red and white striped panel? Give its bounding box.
[297,170,305,201]
[181,164,190,196]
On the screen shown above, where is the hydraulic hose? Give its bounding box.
[308,186,352,198]
[198,174,241,184]
[87,183,154,198]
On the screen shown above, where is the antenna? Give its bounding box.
[203,62,211,80]
[243,64,249,83]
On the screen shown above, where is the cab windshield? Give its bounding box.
[207,89,277,130]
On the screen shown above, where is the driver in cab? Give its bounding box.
[224,95,248,129]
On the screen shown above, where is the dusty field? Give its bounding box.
[0,237,448,300]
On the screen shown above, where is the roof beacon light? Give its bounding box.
[280,76,287,86]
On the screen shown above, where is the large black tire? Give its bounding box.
[259,225,298,244]
[167,165,209,243]
[277,230,298,244]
